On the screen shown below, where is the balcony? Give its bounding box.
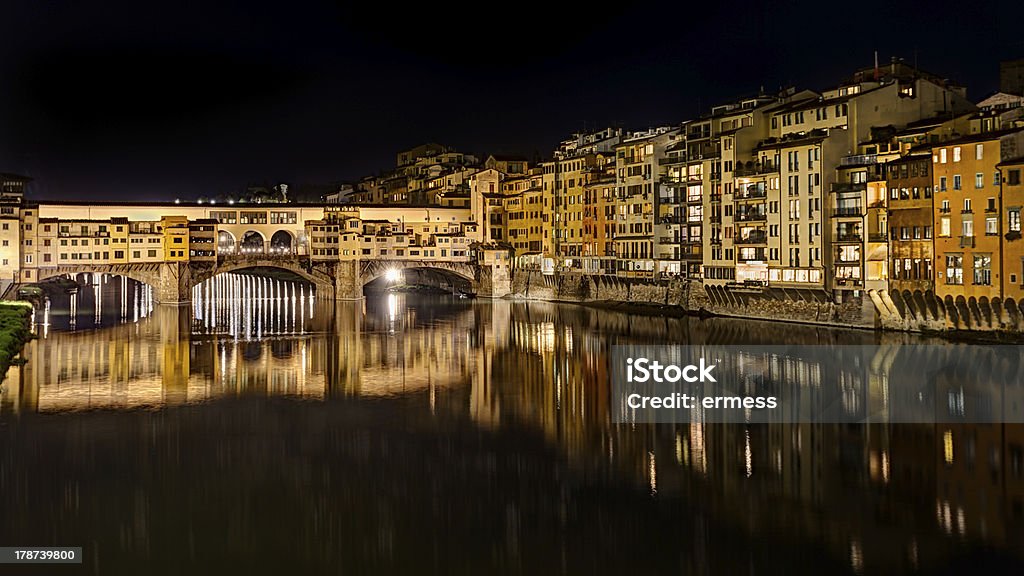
[939,206,951,214]
[659,215,683,225]
[960,235,975,248]
[835,233,863,243]
[709,193,722,203]
[734,184,767,200]
[737,251,768,263]
[735,212,767,222]
[868,233,887,243]
[832,207,863,218]
[709,215,721,223]
[690,143,721,160]
[834,277,864,288]
[734,162,779,177]
[839,154,878,167]
[831,182,867,194]
[736,232,768,245]
[658,155,687,166]
[681,246,702,258]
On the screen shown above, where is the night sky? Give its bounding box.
[3,0,1023,201]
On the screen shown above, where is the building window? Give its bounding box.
[940,149,948,164]
[1009,170,1022,186]
[1010,208,1022,232]
[953,175,962,190]
[939,176,947,192]
[953,147,962,162]
[976,173,984,189]
[940,217,951,237]
[976,144,984,160]
[945,254,963,285]
[962,219,974,237]
[973,254,992,285]
[986,216,998,235]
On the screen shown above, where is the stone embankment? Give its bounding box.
[511,270,1024,337]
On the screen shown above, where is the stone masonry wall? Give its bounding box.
[511,270,877,330]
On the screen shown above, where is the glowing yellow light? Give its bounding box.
[385,269,402,283]
[943,430,954,465]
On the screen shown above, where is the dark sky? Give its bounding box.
[3,0,1024,201]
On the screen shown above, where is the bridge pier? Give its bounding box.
[332,260,364,300]
[156,262,194,305]
[474,262,511,298]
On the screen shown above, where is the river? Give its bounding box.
[0,274,1021,575]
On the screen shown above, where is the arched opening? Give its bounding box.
[364,266,474,296]
[191,266,323,337]
[218,231,236,255]
[270,230,294,255]
[34,272,155,331]
[240,231,265,255]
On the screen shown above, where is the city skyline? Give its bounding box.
[4,0,1024,200]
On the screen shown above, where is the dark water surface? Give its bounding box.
[1,276,1022,575]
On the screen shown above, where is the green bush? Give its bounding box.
[0,303,33,382]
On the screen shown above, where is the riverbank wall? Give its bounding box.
[510,270,1024,336]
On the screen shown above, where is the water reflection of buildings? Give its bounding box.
[476,303,1024,574]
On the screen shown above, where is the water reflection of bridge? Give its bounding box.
[8,295,506,413]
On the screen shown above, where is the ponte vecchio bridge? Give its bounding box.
[1,201,511,303]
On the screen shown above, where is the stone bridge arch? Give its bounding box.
[34,263,179,302]
[359,259,478,288]
[35,265,162,291]
[190,258,335,296]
